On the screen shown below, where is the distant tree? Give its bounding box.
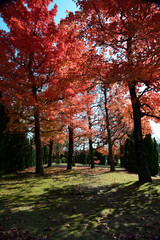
[48,140,53,167]
[42,145,49,165]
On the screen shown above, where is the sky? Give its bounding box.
[0,0,160,141]
[52,0,78,23]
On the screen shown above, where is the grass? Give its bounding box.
[0,164,160,239]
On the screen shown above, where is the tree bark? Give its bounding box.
[56,144,60,164]
[34,109,43,175]
[67,125,74,170]
[88,115,95,168]
[48,140,53,167]
[30,55,43,175]
[127,37,151,182]
[104,87,115,172]
[129,84,152,182]
[89,138,95,168]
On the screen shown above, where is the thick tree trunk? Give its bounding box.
[104,88,115,172]
[127,37,151,182]
[67,125,74,170]
[129,84,152,182]
[48,140,53,167]
[34,109,43,175]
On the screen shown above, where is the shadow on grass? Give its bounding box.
[0,171,160,240]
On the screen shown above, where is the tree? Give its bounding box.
[0,0,86,174]
[0,0,58,174]
[123,132,159,176]
[48,140,53,167]
[4,130,34,173]
[144,134,159,176]
[73,0,160,182]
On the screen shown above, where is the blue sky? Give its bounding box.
[0,0,78,31]
[53,0,78,23]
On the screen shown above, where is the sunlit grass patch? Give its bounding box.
[0,165,160,239]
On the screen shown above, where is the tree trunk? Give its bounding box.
[88,114,95,169]
[34,109,43,175]
[129,84,152,182]
[48,140,53,167]
[72,156,75,166]
[120,142,124,167]
[127,37,151,182]
[67,125,74,170]
[104,87,115,172]
[89,138,95,169]
[56,144,60,164]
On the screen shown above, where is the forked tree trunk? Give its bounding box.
[129,84,152,182]
[67,125,74,170]
[34,109,43,175]
[104,87,115,172]
[48,140,53,167]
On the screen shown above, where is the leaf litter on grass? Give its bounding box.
[0,165,160,239]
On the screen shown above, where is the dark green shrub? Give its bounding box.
[123,132,159,176]
[42,145,48,164]
[144,134,159,176]
[123,132,137,173]
[0,95,9,176]
[5,131,35,173]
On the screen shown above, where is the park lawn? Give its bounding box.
[0,165,160,240]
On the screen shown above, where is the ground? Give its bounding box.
[0,164,160,239]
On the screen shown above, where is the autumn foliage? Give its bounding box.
[0,0,160,182]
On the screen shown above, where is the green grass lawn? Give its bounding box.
[0,164,160,240]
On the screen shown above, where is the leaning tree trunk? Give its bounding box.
[48,140,53,167]
[34,109,43,175]
[67,125,74,170]
[129,84,152,182]
[104,87,115,172]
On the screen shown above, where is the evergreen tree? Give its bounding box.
[123,132,137,173]
[0,92,9,176]
[144,134,159,176]
[42,145,49,165]
[123,132,159,176]
[5,131,35,173]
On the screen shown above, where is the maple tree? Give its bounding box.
[79,90,98,168]
[96,83,132,171]
[73,0,160,182]
[0,0,87,174]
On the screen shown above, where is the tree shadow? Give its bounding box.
[0,176,160,240]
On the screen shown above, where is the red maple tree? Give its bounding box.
[73,0,160,182]
[0,0,86,174]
